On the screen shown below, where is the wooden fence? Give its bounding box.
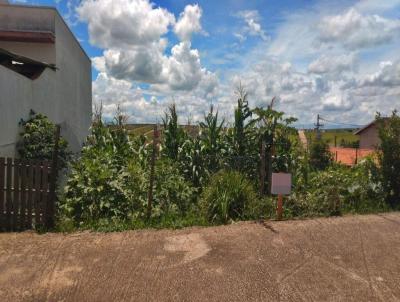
[0,158,56,231]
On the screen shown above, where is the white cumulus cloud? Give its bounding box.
[77,0,175,48]
[174,4,204,41]
[318,8,400,50]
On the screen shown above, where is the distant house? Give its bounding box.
[354,120,385,149]
[0,1,91,156]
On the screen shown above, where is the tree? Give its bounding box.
[250,100,297,194]
[308,139,332,171]
[376,111,400,208]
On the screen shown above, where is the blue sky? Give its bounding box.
[10,0,400,126]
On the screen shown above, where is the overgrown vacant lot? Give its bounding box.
[1,213,400,302]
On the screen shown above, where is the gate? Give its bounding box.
[0,158,56,231]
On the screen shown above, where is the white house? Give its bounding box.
[0,1,92,156]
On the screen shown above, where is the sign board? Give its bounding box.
[271,173,291,195]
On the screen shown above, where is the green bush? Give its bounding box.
[151,159,196,219]
[62,150,148,222]
[308,139,332,170]
[200,170,259,224]
[17,110,70,169]
[60,122,195,226]
[286,162,387,218]
[376,111,400,208]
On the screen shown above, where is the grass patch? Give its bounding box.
[55,212,209,233]
[305,128,359,147]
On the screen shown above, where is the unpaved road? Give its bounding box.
[1,213,400,302]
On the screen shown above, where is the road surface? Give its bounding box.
[298,129,308,149]
[1,213,400,301]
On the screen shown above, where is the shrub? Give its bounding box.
[200,170,258,224]
[60,122,195,226]
[376,111,400,208]
[287,162,387,217]
[152,159,196,218]
[62,150,148,222]
[17,110,70,169]
[308,139,332,170]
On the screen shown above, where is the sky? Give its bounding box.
[10,0,400,127]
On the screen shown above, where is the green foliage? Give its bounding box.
[250,103,298,191]
[178,136,208,187]
[232,85,252,156]
[55,88,396,233]
[60,121,195,226]
[286,162,387,218]
[17,110,70,168]
[61,123,144,222]
[306,129,359,147]
[376,111,400,208]
[308,139,332,170]
[176,105,227,188]
[200,170,258,224]
[199,105,226,172]
[152,159,196,217]
[162,104,186,161]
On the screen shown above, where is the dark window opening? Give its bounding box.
[0,48,56,80]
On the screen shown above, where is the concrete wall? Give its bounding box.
[53,12,92,152]
[0,66,57,156]
[0,5,55,33]
[0,6,91,157]
[358,125,380,149]
[0,40,56,64]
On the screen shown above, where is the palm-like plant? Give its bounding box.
[250,99,297,194]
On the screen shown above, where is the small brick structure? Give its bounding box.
[330,147,375,166]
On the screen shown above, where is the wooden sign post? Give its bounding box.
[271,173,292,220]
[277,194,283,220]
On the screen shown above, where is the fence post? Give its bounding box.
[0,158,4,230]
[147,125,159,220]
[46,125,60,229]
[259,140,266,196]
[355,147,358,165]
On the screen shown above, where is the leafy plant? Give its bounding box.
[152,159,196,218]
[162,104,186,161]
[199,105,226,173]
[308,138,332,170]
[376,111,400,208]
[232,85,252,156]
[286,163,386,218]
[17,110,70,169]
[61,120,195,226]
[200,170,258,224]
[250,102,297,193]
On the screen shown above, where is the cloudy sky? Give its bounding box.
[11,0,400,126]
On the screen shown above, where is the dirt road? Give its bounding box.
[298,129,308,149]
[1,213,400,301]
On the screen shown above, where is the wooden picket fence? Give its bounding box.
[0,158,56,231]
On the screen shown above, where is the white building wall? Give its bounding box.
[0,5,91,157]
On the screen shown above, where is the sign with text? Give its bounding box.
[271,173,292,195]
